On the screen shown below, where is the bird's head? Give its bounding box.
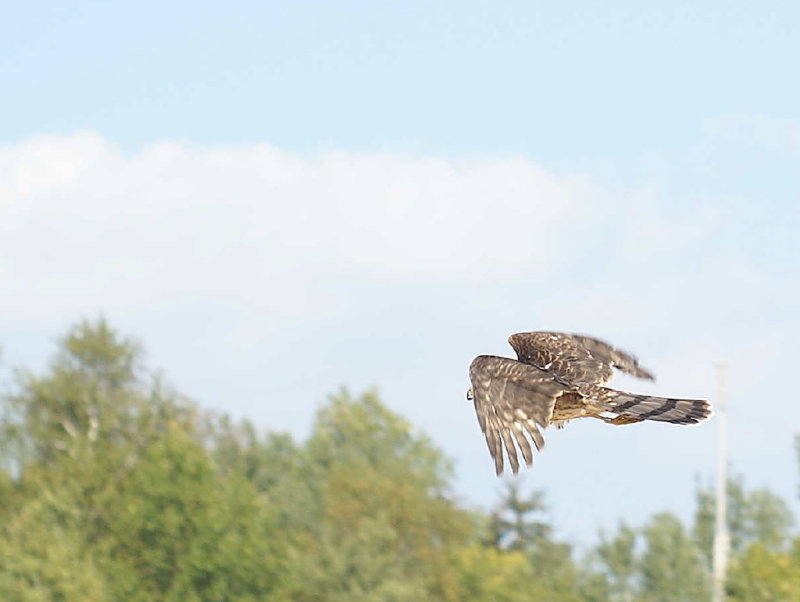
[507,333,526,355]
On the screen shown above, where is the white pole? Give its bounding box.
[711,363,728,602]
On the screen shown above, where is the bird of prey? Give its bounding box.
[467,332,711,475]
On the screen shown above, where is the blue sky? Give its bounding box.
[5,1,798,158]
[2,1,799,543]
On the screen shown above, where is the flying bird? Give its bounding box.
[467,332,711,475]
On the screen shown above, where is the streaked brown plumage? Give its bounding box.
[467,332,711,475]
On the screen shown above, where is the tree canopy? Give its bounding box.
[1,319,798,600]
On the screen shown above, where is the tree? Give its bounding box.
[0,495,109,601]
[594,522,637,602]
[282,388,474,601]
[95,424,285,601]
[726,541,800,601]
[639,513,710,602]
[289,515,429,602]
[450,545,537,602]
[488,481,588,601]
[694,475,795,562]
[0,319,287,600]
[489,480,550,551]
[720,439,800,600]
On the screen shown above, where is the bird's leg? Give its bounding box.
[597,414,645,426]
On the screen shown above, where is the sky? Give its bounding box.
[2,0,799,545]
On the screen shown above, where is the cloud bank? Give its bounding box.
[1,133,602,321]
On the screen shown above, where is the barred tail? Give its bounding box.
[593,387,711,425]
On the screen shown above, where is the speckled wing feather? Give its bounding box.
[508,331,655,385]
[469,355,569,475]
[561,333,655,381]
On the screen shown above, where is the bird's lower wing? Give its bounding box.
[469,355,568,475]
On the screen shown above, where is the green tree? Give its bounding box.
[720,439,800,600]
[0,319,287,601]
[0,495,109,601]
[488,481,588,602]
[694,475,794,562]
[489,481,550,551]
[639,513,710,602]
[281,388,474,601]
[450,545,537,602]
[290,515,429,602]
[95,424,284,601]
[594,522,637,602]
[726,540,800,601]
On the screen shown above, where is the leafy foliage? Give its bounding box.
[695,474,795,561]
[2,319,799,600]
[639,513,710,601]
[594,522,637,602]
[727,541,800,601]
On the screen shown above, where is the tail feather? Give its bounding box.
[591,387,711,425]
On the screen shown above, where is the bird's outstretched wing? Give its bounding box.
[562,333,655,381]
[469,355,569,475]
[508,331,655,385]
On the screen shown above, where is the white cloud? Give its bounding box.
[0,133,601,326]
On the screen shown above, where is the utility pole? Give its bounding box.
[711,363,729,602]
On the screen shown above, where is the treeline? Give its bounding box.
[1,320,798,601]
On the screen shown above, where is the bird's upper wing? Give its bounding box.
[564,333,655,381]
[508,331,655,384]
[469,355,569,475]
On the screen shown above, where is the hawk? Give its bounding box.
[467,332,711,475]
